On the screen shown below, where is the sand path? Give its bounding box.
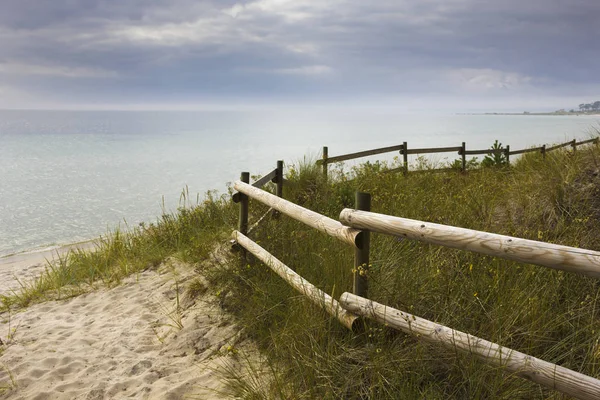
[0,258,257,399]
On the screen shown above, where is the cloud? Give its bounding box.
[240,65,333,76]
[447,69,532,91]
[0,0,598,108]
[274,65,332,75]
[0,62,118,78]
[222,0,339,22]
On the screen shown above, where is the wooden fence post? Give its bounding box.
[276,160,284,198]
[239,172,250,235]
[322,146,328,180]
[353,192,371,298]
[461,142,466,172]
[505,145,510,166]
[572,139,577,152]
[541,144,546,159]
[273,161,284,219]
[238,172,250,260]
[402,142,408,176]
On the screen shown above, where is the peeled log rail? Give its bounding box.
[317,144,405,164]
[339,292,600,400]
[234,181,362,248]
[339,210,600,278]
[233,231,359,330]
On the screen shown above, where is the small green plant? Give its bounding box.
[482,140,508,167]
[186,278,207,300]
[448,157,480,171]
[1,308,19,347]
[0,363,17,394]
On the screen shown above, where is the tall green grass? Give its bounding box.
[208,141,600,399]
[3,140,600,398]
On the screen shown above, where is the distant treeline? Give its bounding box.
[548,101,600,114]
[576,101,600,112]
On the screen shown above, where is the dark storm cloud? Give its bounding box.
[0,0,598,108]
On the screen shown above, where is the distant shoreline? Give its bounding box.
[458,112,600,116]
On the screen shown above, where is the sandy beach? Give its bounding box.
[0,248,259,399]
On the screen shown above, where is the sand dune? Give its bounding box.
[0,259,259,399]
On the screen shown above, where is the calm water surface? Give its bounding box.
[1,110,598,257]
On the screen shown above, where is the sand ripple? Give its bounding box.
[0,262,255,399]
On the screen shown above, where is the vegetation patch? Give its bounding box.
[3,138,600,398]
[211,139,600,399]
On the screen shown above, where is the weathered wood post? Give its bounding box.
[505,145,510,166]
[238,172,250,260]
[276,160,284,198]
[402,142,408,176]
[353,192,371,298]
[273,160,284,218]
[239,172,250,235]
[322,146,328,180]
[571,139,577,152]
[541,144,546,159]
[461,142,466,172]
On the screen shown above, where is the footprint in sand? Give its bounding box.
[128,360,152,376]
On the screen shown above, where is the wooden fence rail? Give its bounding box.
[317,137,599,176]
[318,144,405,164]
[509,146,544,156]
[403,145,462,155]
[251,168,278,188]
[547,140,576,152]
[339,209,600,278]
[463,148,506,155]
[577,137,599,146]
[231,136,600,399]
[340,292,600,400]
[234,180,363,248]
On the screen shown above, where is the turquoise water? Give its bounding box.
[1,110,598,257]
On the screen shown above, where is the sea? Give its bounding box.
[1,109,598,258]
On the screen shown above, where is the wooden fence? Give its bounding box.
[317,137,599,177]
[231,137,600,399]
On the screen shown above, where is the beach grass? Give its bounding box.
[0,189,236,311]
[3,138,600,398]
[205,139,600,399]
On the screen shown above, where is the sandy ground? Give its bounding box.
[0,252,261,399]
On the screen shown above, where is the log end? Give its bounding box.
[339,208,355,227]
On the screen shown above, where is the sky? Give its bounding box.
[0,0,598,111]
